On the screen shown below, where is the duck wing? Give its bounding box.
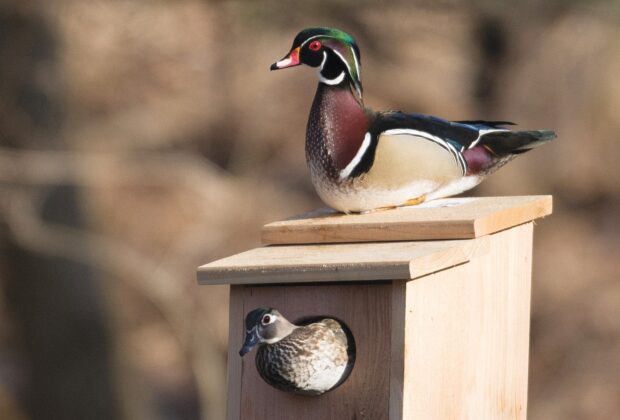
[343,112,554,179]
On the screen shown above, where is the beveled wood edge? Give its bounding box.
[408,235,490,279]
[260,195,553,245]
[261,220,477,245]
[198,263,411,286]
[473,195,552,237]
[197,236,490,286]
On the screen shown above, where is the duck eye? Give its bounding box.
[261,315,271,324]
[308,40,321,51]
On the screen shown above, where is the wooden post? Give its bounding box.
[197,196,552,420]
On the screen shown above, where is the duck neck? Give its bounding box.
[262,320,297,345]
[306,81,370,181]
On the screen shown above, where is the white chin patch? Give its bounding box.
[319,71,346,85]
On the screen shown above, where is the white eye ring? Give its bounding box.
[261,314,276,325]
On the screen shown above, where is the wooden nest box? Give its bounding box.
[197,195,552,420]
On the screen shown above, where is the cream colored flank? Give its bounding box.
[303,352,347,393]
[316,131,480,212]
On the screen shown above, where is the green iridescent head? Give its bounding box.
[271,27,363,99]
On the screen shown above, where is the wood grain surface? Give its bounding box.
[400,222,533,419]
[261,195,551,244]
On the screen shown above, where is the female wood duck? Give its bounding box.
[271,27,556,213]
[239,308,355,395]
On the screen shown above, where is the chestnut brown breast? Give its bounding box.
[306,84,370,183]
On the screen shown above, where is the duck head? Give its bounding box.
[239,308,297,356]
[271,27,363,100]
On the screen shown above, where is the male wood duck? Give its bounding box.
[271,27,556,213]
[239,308,355,395]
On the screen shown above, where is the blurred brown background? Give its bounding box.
[0,1,619,419]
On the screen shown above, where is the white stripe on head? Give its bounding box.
[319,51,328,71]
[330,48,354,83]
[329,47,362,97]
[350,45,361,80]
[303,35,361,89]
[318,51,345,84]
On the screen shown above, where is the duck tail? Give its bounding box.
[480,129,556,156]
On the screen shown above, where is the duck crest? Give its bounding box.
[306,83,370,184]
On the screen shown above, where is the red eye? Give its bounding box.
[308,40,321,51]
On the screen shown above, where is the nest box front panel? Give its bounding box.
[229,282,393,420]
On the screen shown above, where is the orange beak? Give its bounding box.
[270,47,301,70]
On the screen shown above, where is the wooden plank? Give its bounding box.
[389,281,406,420]
[236,282,392,420]
[198,235,489,285]
[226,285,244,420]
[400,222,533,419]
[261,195,552,245]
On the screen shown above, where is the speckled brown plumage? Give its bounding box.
[240,309,355,395]
[255,319,349,395]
